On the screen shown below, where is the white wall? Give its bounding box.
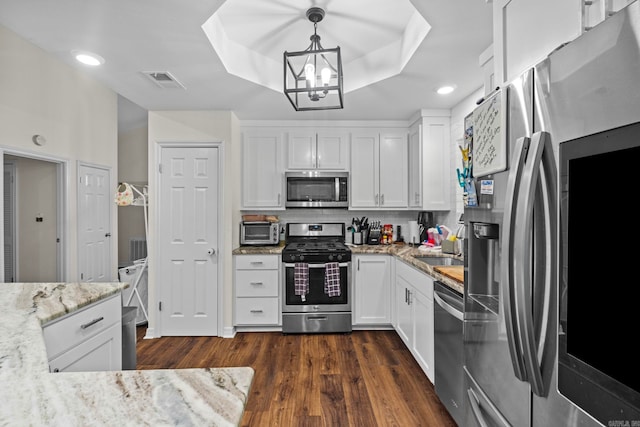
[147,111,241,338]
[0,25,119,281]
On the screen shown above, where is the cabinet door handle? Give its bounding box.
[381,194,385,205]
[80,316,104,329]
[250,309,264,313]
[405,288,408,303]
[375,194,379,205]
[357,259,360,270]
[250,281,264,286]
[408,290,412,305]
[250,261,264,265]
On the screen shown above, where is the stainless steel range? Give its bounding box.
[282,223,352,334]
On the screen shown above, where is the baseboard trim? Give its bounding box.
[222,326,236,338]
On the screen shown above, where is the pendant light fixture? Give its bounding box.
[284,7,343,111]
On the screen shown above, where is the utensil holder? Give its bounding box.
[354,232,363,245]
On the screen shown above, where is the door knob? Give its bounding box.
[207,248,216,256]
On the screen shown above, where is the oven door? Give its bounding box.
[282,262,350,312]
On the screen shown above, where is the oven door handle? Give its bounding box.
[284,262,350,268]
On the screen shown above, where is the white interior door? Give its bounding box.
[159,145,219,336]
[78,164,111,282]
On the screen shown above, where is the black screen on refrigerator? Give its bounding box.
[559,121,640,423]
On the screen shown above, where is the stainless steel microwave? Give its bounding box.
[285,171,348,208]
[240,221,279,246]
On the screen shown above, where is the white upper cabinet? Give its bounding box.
[494,0,635,85]
[408,113,451,211]
[241,129,285,209]
[493,0,582,84]
[287,130,349,170]
[350,129,408,209]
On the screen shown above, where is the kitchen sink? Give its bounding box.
[413,256,464,266]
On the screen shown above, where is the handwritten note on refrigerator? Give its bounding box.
[472,89,506,177]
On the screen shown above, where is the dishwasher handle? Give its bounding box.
[434,290,464,321]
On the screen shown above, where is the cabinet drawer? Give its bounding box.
[235,297,279,325]
[235,255,279,270]
[43,294,121,360]
[49,322,122,373]
[236,270,279,297]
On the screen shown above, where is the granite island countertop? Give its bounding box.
[232,243,464,294]
[0,282,253,427]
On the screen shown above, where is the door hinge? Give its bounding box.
[159,301,162,311]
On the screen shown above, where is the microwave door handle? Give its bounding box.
[335,177,340,202]
[513,131,555,396]
[500,136,529,382]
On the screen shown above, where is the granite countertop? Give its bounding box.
[233,243,464,294]
[0,282,253,427]
[232,242,284,255]
[349,244,464,294]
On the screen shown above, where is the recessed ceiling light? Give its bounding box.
[437,85,456,95]
[72,50,105,66]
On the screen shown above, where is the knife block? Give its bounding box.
[367,229,381,245]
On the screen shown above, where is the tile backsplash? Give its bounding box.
[241,209,460,242]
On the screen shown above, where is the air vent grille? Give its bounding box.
[141,71,185,89]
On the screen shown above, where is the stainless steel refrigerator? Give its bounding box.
[463,2,640,426]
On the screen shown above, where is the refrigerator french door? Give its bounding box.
[463,3,640,426]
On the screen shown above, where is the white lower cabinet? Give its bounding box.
[353,254,392,325]
[394,259,435,382]
[43,294,122,373]
[234,254,280,326]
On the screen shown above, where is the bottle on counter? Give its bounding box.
[383,224,393,244]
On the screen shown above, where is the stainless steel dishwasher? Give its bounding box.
[434,281,464,426]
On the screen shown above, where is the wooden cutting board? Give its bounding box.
[434,266,464,283]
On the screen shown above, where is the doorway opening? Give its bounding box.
[1,151,67,282]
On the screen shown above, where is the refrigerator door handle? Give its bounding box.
[500,135,529,381]
[513,131,557,396]
[465,368,512,427]
[466,388,491,427]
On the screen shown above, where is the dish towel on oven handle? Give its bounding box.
[294,262,309,302]
[324,262,341,297]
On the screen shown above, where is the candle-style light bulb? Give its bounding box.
[304,63,315,84]
[321,67,331,86]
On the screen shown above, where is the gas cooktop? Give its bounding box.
[283,242,349,253]
[282,223,351,263]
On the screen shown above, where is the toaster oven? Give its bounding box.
[240,221,280,246]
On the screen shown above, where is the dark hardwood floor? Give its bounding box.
[136,326,457,427]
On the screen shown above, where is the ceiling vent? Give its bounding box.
[141,71,185,89]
